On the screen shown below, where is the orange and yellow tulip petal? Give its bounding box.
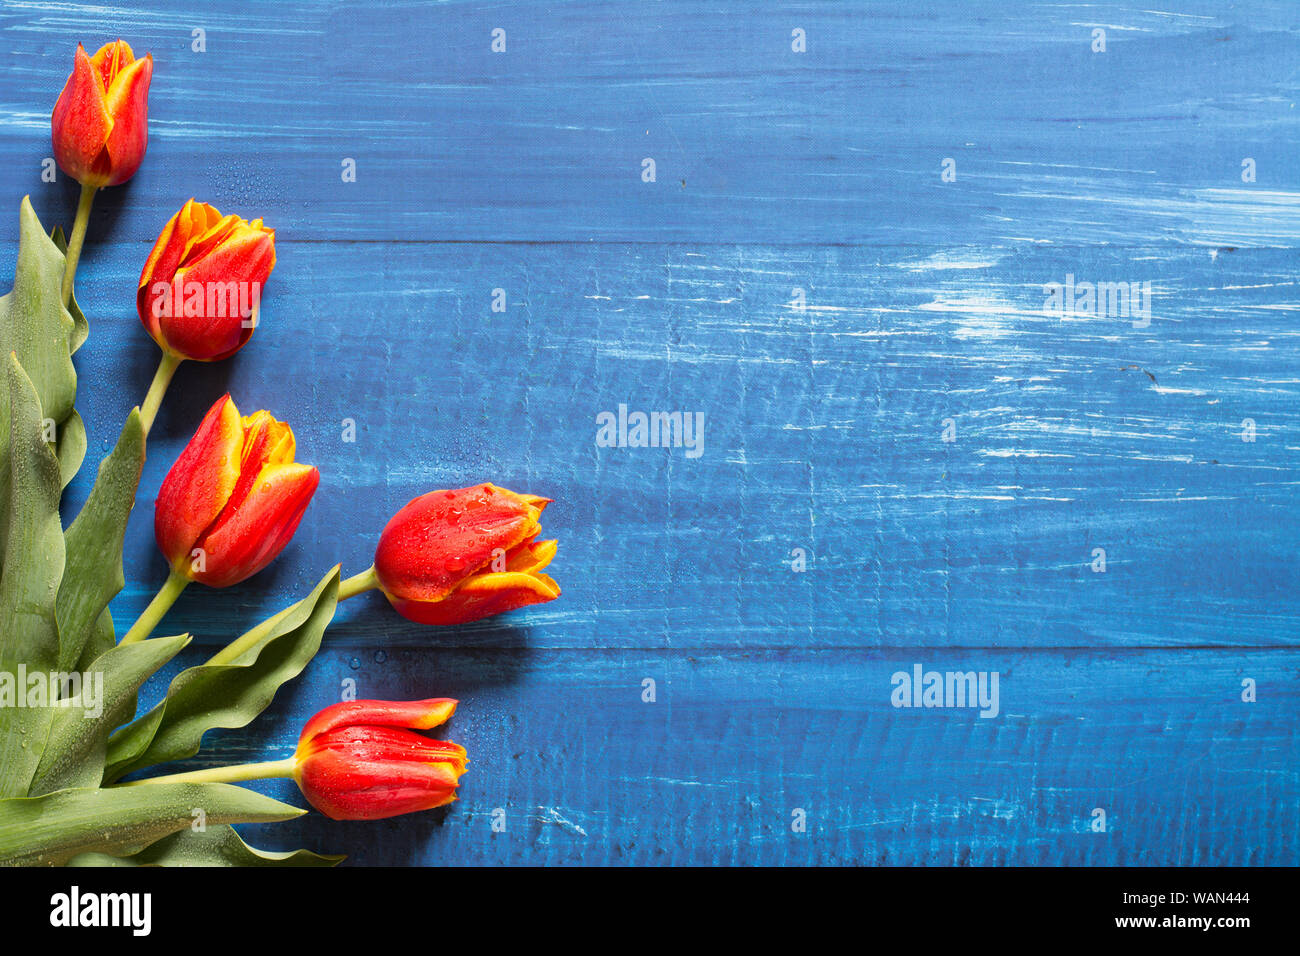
[193,462,319,588]
[88,40,134,87]
[99,54,153,185]
[153,394,243,569]
[503,538,558,575]
[50,45,112,183]
[298,699,459,745]
[390,570,561,626]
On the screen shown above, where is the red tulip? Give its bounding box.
[293,699,466,821]
[51,40,153,187]
[138,199,277,361]
[373,484,559,625]
[155,393,318,588]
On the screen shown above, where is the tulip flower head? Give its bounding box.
[138,200,277,362]
[293,699,466,821]
[373,484,560,626]
[52,40,153,187]
[155,394,318,588]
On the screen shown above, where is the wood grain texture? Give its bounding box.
[0,0,1296,864]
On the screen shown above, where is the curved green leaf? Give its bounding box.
[0,783,305,867]
[76,609,115,675]
[0,199,78,572]
[55,409,86,490]
[0,198,76,426]
[67,824,343,868]
[105,568,341,782]
[56,409,146,670]
[48,227,88,489]
[0,354,67,798]
[30,635,190,796]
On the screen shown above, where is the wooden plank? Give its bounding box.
[0,2,1297,243]
[167,645,1297,866]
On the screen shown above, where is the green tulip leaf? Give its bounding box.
[30,634,191,796]
[0,354,67,798]
[66,824,343,868]
[0,783,305,867]
[0,198,77,425]
[47,227,88,490]
[104,568,340,783]
[56,409,146,671]
[55,409,86,490]
[76,609,116,675]
[0,199,79,572]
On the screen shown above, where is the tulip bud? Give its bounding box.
[293,699,466,821]
[51,41,153,187]
[373,484,560,626]
[155,393,318,588]
[138,199,277,361]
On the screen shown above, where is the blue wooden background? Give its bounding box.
[1,0,1297,865]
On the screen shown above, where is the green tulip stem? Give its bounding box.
[118,757,297,788]
[119,570,190,646]
[340,565,380,600]
[59,182,97,307]
[204,565,380,668]
[139,351,182,436]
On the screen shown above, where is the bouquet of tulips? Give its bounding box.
[0,42,559,866]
